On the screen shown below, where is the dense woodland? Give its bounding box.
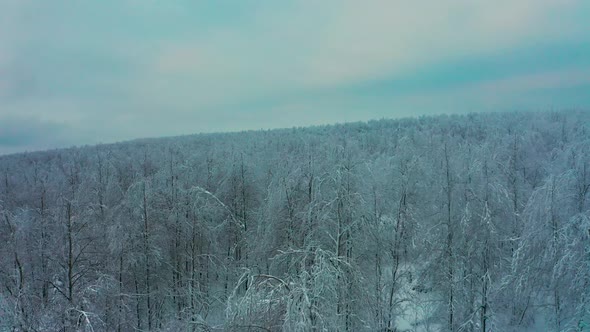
[1,110,589,331]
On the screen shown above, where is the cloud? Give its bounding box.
[0,0,588,154]
[0,115,74,154]
[474,68,590,94]
[296,0,584,87]
[134,0,587,106]
[215,66,590,127]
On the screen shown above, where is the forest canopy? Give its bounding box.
[1,110,589,331]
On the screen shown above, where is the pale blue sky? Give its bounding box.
[1,0,589,154]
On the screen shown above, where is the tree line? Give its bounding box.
[1,110,589,331]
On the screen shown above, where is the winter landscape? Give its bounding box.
[1,111,590,331]
[2,1,590,331]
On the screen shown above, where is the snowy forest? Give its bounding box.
[1,110,590,332]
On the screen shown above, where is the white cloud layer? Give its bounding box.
[0,0,588,154]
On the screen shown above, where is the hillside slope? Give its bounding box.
[1,110,589,331]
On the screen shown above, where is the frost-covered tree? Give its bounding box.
[1,110,589,331]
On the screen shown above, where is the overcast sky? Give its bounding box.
[1,0,589,155]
